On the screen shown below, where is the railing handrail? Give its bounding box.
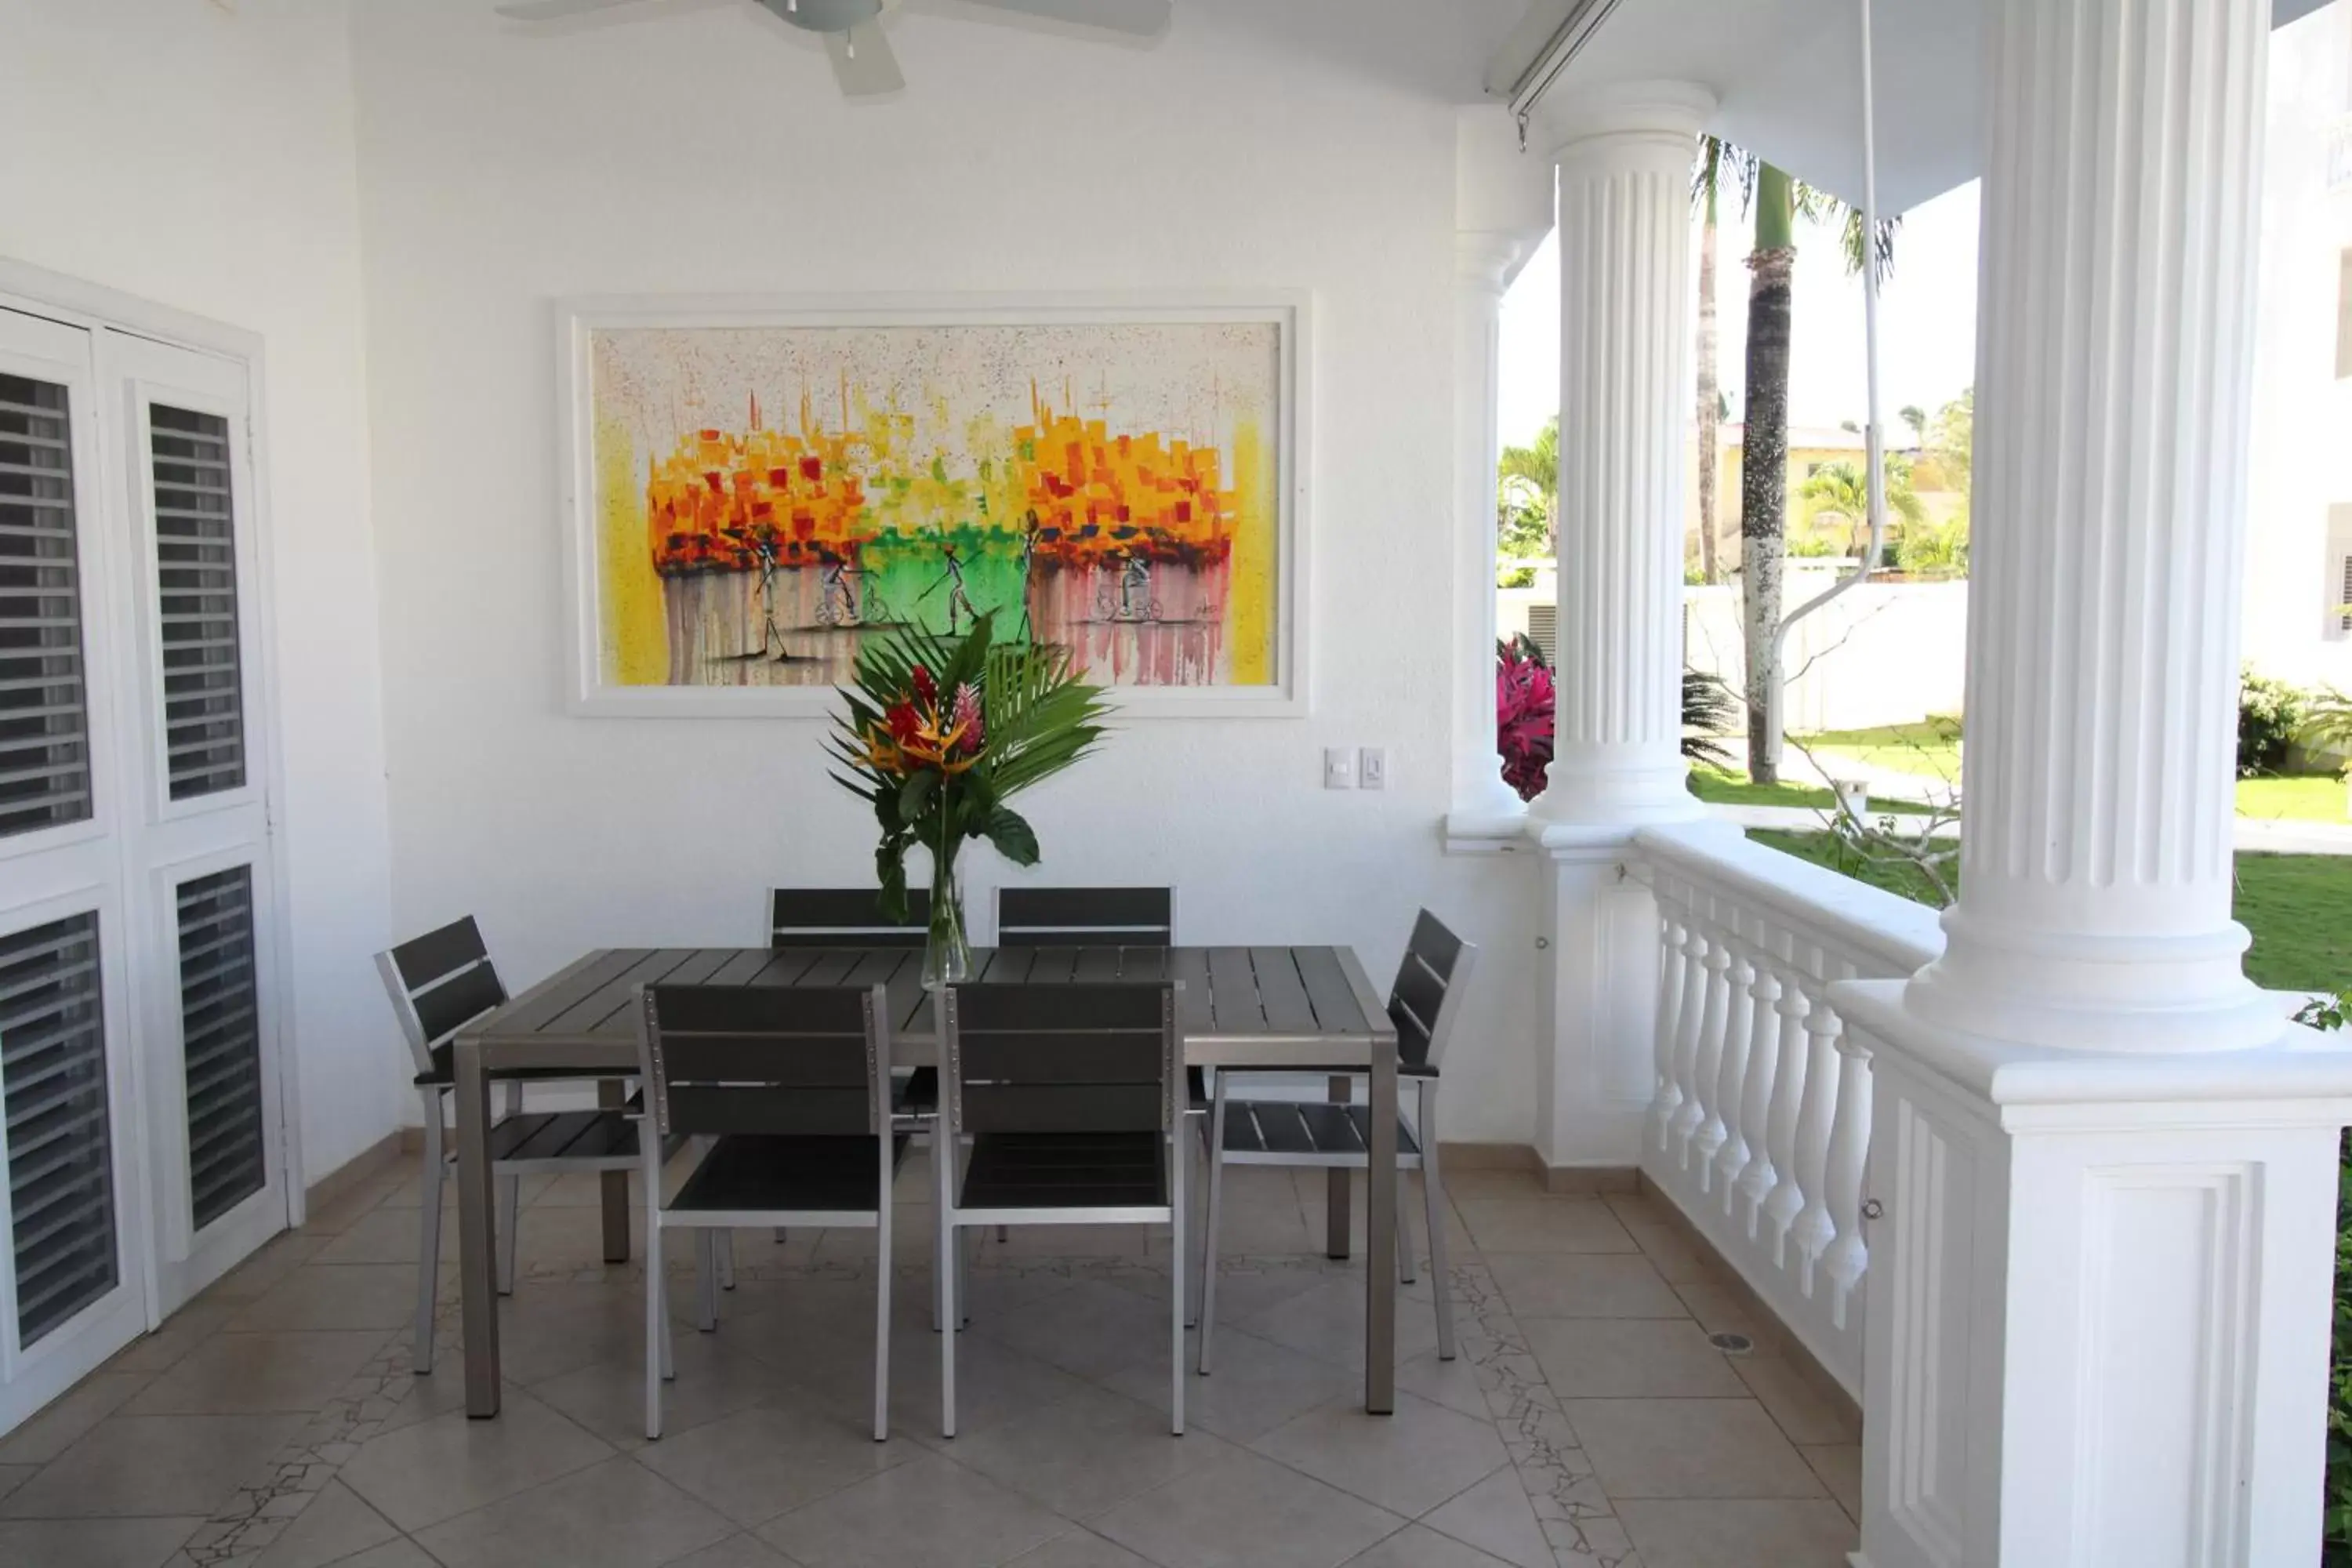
[1634,820,1944,980]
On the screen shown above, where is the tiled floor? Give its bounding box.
[0,1154,1860,1568]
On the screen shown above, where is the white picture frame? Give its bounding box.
[557,292,1312,718]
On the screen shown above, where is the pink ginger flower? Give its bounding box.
[949,682,985,753]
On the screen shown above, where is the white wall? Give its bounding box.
[2245,0,2352,691]
[350,0,1541,1142]
[1683,576,1969,738]
[0,0,400,1180]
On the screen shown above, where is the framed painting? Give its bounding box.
[558,293,1310,717]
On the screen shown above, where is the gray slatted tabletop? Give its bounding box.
[451,945,1399,1420]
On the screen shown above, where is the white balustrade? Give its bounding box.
[1630,822,1942,1397]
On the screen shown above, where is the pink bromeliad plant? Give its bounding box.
[1496,634,1554,802]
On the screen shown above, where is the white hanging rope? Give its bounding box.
[1766,0,1882,768]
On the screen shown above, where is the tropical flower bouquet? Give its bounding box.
[827,612,1110,986]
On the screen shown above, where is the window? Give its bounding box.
[2339,249,2352,381]
[148,405,245,800]
[176,866,263,1231]
[0,372,93,839]
[1,912,116,1348]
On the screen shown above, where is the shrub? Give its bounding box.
[2240,668,2308,779]
[2301,993,2352,1566]
[1496,563,1537,590]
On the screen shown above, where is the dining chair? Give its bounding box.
[935,981,1187,1438]
[635,982,905,1442]
[374,916,650,1374]
[994,886,1175,947]
[1194,909,1479,1373]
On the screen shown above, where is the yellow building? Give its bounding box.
[1684,422,1964,572]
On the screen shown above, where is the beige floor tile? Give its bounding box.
[0,1373,150,1465]
[1435,1167,1549,1200]
[1600,1192,1679,1229]
[1485,1253,1686,1319]
[630,1401,907,1527]
[1733,1358,1860,1446]
[413,1454,734,1568]
[103,1301,237,1376]
[1615,1497,1858,1567]
[1562,1398,1825,1501]
[1232,1276,1441,1370]
[663,1534,800,1568]
[1090,1445,1406,1568]
[1519,1317,1748,1399]
[975,1278,1175,1381]
[797,1319,1099,1445]
[327,1539,439,1568]
[0,1413,301,1519]
[1167,1261,1330,1327]
[1417,1464,1555,1568]
[532,1333,804,1450]
[492,1283,648,1388]
[946,1382,1228,1518]
[1799,1444,1861,1519]
[336,1388,614,1531]
[1004,1528,1159,1566]
[1454,1198,1637,1254]
[297,1171,409,1236]
[225,1265,421,1333]
[1341,1523,1519,1567]
[0,1515,205,1568]
[1617,1218,1717,1283]
[125,1330,389,1415]
[0,1465,34,1504]
[252,1478,400,1568]
[311,1208,435,1266]
[756,1452,1072,1568]
[198,1234,330,1305]
[1669,1276,1784,1350]
[1102,1326,1357,1444]
[1250,1392,1507,1519]
[1393,1344,1490,1421]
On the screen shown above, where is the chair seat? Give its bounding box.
[670,1134,909,1215]
[487,1107,642,1167]
[898,1065,1206,1116]
[416,1041,637,1089]
[1216,1100,1421,1162]
[960,1132,1169,1210]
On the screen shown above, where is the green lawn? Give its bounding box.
[1689,768,1932,815]
[2238,773,2350,823]
[1751,829,2352,994]
[1796,717,1963,782]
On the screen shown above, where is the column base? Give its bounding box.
[1445,777,1533,854]
[1530,746,1702,829]
[1529,827,1663,1170]
[1831,979,2352,1568]
[1904,906,2282,1054]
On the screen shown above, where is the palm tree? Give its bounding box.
[1796,458,1926,555]
[1691,139,1737,585]
[1898,404,1927,445]
[1497,416,1560,557]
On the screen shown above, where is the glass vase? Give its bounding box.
[922,848,971,990]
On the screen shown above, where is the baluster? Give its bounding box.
[1687,915,1733,1181]
[1822,1027,1874,1328]
[1650,906,1688,1154]
[1790,990,1842,1293]
[1758,966,1813,1263]
[1732,955,1783,1234]
[1708,925,1758,1204]
[1667,920,1711,1160]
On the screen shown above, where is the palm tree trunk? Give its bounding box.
[1696,183,1721,585]
[1741,165,1796,786]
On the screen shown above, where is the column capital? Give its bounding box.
[1533,79,1716,165]
[1456,228,1550,296]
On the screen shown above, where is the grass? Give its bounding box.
[2238,772,2350,824]
[1796,716,1963,781]
[1690,768,1930,815]
[1750,829,2352,993]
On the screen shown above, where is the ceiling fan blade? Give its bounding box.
[826,20,905,94]
[494,0,658,20]
[953,0,1171,36]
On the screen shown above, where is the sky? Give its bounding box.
[1497,176,1984,449]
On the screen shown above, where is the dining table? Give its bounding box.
[448,942,1402,1419]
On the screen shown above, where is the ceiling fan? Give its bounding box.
[492,0,1173,97]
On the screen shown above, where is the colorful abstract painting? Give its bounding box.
[575,310,1295,708]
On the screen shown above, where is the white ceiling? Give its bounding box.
[1516,0,2338,213]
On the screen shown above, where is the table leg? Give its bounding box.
[1364,1036,1397,1415]
[598,1080,630,1263]
[1324,1075,1352,1261]
[455,1037,502,1417]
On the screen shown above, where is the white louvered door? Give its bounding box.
[103,332,285,1316]
[0,308,151,1427]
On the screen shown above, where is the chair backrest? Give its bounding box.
[768,887,930,949]
[636,983,890,1140]
[994,887,1174,948]
[1389,909,1479,1073]
[941,982,1179,1136]
[376,916,507,1080]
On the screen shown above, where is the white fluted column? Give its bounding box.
[1842,5,2352,1564]
[1450,229,1548,838]
[1530,81,1712,829]
[1900,0,2274,1053]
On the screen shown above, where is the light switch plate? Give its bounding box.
[1323,746,1356,789]
[1359,747,1387,789]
